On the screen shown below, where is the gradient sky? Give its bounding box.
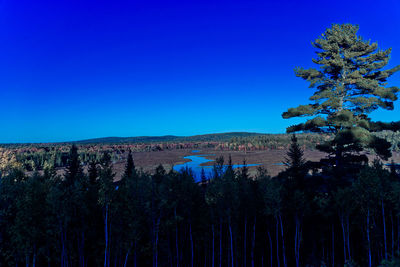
[1,0,400,143]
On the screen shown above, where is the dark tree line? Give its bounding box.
[1,140,400,266]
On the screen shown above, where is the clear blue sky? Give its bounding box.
[1,0,400,143]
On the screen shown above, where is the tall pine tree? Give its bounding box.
[282,24,400,169]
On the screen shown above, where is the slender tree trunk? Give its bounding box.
[367,209,372,267]
[212,224,215,267]
[244,216,247,267]
[340,215,347,263]
[279,214,287,267]
[332,223,335,267]
[32,249,36,267]
[276,217,280,267]
[124,250,129,267]
[123,242,133,267]
[391,213,394,259]
[78,230,85,267]
[108,221,112,267]
[204,239,207,267]
[190,222,194,267]
[398,216,400,252]
[382,200,387,260]
[346,216,351,261]
[104,204,109,267]
[64,229,68,267]
[219,220,222,267]
[229,221,234,267]
[60,227,65,267]
[294,216,301,267]
[295,220,298,267]
[155,217,160,267]
[251,217,256,267]
[267,230,272,267]
[175,208,179,267]
[134,241,137,267]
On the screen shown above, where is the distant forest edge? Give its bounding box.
[1,131,400,173]
[76,131,400,152]
[75,132,266,144]
[2,132,333,172]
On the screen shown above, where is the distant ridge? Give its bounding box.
[75,132,272,144]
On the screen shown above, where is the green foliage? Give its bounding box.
[378,257,400,267]
[283,23,400,162]
[2,143,400,266]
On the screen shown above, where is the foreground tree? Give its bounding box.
[282,24,400,172]
[98,152,115,267]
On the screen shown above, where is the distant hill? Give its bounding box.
[75,132,270,144]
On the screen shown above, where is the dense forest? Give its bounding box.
[2,139,400,266]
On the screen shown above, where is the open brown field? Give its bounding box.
[110,149,400,180]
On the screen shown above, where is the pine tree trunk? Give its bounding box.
[332,223,334,267]
[295,220,298,267]
[32,249,36,267]
[190,222,194,267]
[398,216,400,252]
[212,224,215,267]
[108,221,112,267]
[382,200,387,260]
[123,242,133,267]
[204,239,207,267]
[294,216,301,267]
[267,230,272,267]
[346,216,351,261]
[367,209,372,267]
[229,221,234,267]
[219,220,222,267]
[391,213,394,259]
[134,241,137,267]
[340,215,347,263]
[60,225,65,267]
[155,217,160,267]
[79,230,85,267]
[279,214,287,267]
[276,217,280,267]
[175,208,179,267]
[244,216,247,267]
[104,204,109,267]
[251,217,256,267]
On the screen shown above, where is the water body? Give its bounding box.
[173,154,260,181]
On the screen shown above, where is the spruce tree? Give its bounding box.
[284,135,308,186]
[124,150,135,178]
[66,145,82,186]
[282,24,400,168]
[88,159,98,185]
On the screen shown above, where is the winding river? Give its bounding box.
[173,151,260,181]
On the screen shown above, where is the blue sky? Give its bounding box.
[1,0,400,143]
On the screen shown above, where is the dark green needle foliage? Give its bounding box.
[283,24,400,167]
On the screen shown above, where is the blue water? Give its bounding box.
[191,150,201,153]
[173,154,260,181]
